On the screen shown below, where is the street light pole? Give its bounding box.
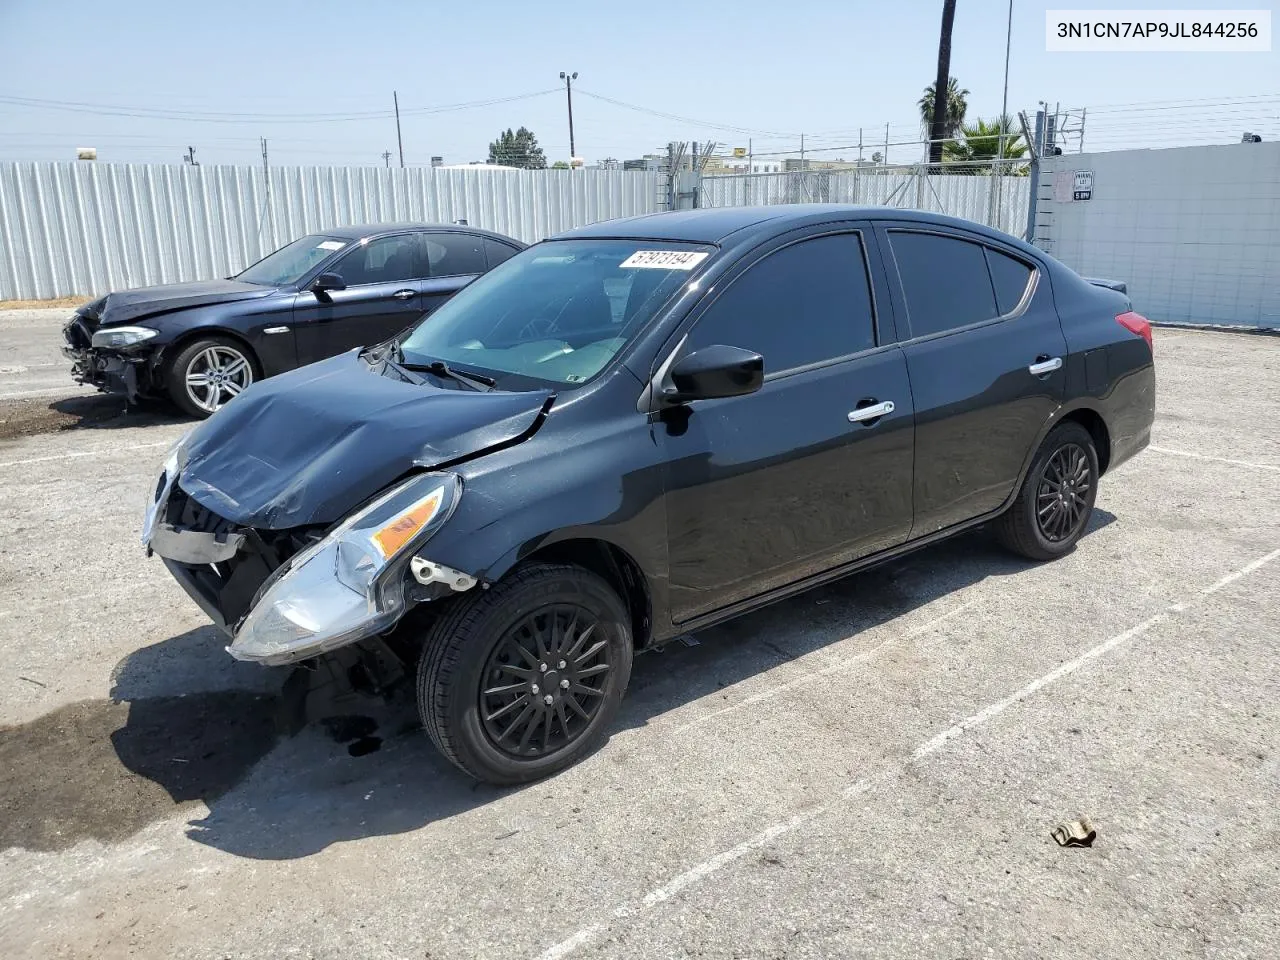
[559,71,578,163]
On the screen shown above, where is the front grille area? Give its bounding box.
[161,485,316,630]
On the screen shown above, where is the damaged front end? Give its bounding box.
[143,434,475,666]
[62,304,158,402]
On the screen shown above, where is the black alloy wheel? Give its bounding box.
[479,606,614,758]
[994,420,1100,561]
[417,562,633,784]
[1035,443,1092,543]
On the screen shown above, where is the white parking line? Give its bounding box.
[535,546,1280,960]
[0,440,170,470]
[1148,445,1280,473]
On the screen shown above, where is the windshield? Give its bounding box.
[399,239,714,386]
[236,234,349,286]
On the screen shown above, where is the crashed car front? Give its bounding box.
[62,297,163,401]
[143,431,476,665]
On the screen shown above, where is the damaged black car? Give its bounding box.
[64,223,523,417]
[143,206,1155,784]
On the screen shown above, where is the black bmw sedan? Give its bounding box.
[63,222,524,417]
[142,205,1155,784]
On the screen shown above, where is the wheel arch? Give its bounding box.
[1058,406,1112,475]
[492,536,654,650]
[158,326,263,377]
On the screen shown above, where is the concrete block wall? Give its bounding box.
[1036,143,1280,327]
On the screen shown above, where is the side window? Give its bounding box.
[334,235,420,286]
[985,247,1034,315]
[483,238,520,270]
[888,231,998,338]
[685,233,876,375]
[424,233,487,277]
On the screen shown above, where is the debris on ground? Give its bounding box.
[1051,817,1097,847]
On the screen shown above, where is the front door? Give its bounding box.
[877,225,1068,535]
[658,228,915,624]
[292,233,426,364]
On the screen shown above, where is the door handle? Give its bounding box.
[392,289,416,300]
[847,400,895,423]
[1029,356,1063,376]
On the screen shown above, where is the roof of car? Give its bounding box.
[555,205,1025,248]
[322,222,523,243]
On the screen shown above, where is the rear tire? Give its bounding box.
[416,562,633,785]
[165,336,258,419]
[994,421,1099,561]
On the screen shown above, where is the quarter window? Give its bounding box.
[888,231,999,338]
[985,247,1034,315]
[685,233,876,375]
[483,238,520,270]
[334,235,420,286]
[424,233,487,277]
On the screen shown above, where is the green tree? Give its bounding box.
[943,116,1028,174]
[487,127,547,169]
[551,160,571,170]
[919,76,969,142]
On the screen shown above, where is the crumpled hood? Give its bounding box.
[94,279,276,327]
[178,351,553,529]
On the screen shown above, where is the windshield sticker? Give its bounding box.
[620,250,709,271]
[317,240,346,251]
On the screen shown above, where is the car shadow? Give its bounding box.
[67,512,1115,861]
[48,394,189,430]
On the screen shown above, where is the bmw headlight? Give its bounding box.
[228,473,462,665]
[92,325,158,349]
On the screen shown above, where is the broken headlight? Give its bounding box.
[228,472,462,665]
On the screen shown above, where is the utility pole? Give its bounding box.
[884,123,890,169]
[559,71,578,162]
[183,145,199,166]
[382,150,392,167]
[393,91,404,168]
[260,137,273,244]
[747,137,752,175]
[799,133,805,168]
[995,0,1014,227]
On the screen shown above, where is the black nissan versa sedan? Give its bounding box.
[63,222,524,417]
[141,205,1155,784]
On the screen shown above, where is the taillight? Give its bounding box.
[1116,311,1153,353]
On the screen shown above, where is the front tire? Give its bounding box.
[994,421,1099,561]
[416,563,633,785]
[166,336,258,419]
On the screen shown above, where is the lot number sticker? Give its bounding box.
[620,250,709,270]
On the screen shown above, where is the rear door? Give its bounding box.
[658,225,915,623]
[292,233,425,363]
[418,231,491,321]
[877,223,1066,536]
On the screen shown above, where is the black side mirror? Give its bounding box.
[664,344,764,404]
[311,272,346,300]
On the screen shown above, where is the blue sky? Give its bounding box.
[1,0,1276,166]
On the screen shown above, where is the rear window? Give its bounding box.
[888,231,998,338]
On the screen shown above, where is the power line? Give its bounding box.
[0,89,561,124]
[573,89,798,138]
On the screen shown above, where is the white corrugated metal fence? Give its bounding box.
[0,162,661,300]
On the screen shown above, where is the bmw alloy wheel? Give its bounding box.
[184,345,254,413]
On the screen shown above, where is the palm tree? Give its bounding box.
[919,78,969,142]
[943,116,1029,174]
[926,0,959,165]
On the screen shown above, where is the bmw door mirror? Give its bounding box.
[663,344,764,404]
[311,272,346,300]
